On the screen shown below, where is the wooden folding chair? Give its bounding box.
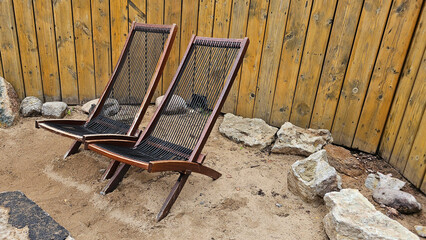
[85,35,249,221]
[36,23,177,159]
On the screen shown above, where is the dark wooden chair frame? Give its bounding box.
[85,35,249,221]
[35,22,177,159]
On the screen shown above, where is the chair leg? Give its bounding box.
[100,163,131,195]
[156,173,190,222]
[101,160,121,180]
[63,140,82,159]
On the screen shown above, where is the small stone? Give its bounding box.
[373,188,422,214]
[415,226,426,238]
[365,172,405,190]
[0,77,20,128]
[155,95,187,114]
[20,96,43,117]
[81,98,120,116]
[42,102,68,118]
[324,144,364,177]
[275,203,282,208]
[81,99,99,114]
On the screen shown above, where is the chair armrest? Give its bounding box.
[85,139,137,149]
[82,134,139,142]
[35,119,86,128]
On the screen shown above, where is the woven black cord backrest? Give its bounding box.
[136,39,241,159]
[86,27,170,134]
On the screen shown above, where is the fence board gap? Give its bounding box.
[129,0,147,25]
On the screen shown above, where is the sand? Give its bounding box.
[0,105,424,239]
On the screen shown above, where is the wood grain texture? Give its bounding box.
[147,0,164,98]
[310,0,363,130]
[111,0,128,68]
[0,53,3,77]
[180,0,199,58]
[353,0,422,153]
[163,0,181,92]
[269,0,313,126]
[331,0,393,147]
[198,0,215,37]
[421,165,426,193]
[129,0,147,24]
[213,0,232,38]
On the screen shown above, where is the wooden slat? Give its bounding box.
[421,167,426,194]
[163,0,181,92]
[212,0,232,38]
[353,0,422,153]
[269,0,313,126]
[147,0,164,98]
[252,0,290,121]
[331,0,393,147]
[73,0,96,103]
[403,109,426,188]
[8,0,36,99]
[180,0,199,58]
[222,0,250,113]
[198,0,215,37]
[310,0,363,130]
[53,0,79,104]
[236,0,270,118]
[129,0,147,25]
[379,6,426,160]
[0,53,3,77]
[110,0,128,68]
[92,0,112,97]
[390,50,425,172]
[289,0,338,128]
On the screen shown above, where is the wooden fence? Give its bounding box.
[0,0,424,191]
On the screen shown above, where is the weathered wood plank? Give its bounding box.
[331,0,393,147]
[198,0,215,37]
[0,53,3,77]
[310,0,363,130]
[180,0,199,58]
[236,0,269,118]
[253,0,290,121]
[163,0,181,92]
[213,0,232,38]
[379,6,426,160]
[269,0,313,126]
[421,166,426,193]
[353,0,422,153]
[147,0,164,98]
[53,0,79,104]
[111,0,128,67]
[92,0,112,97]
[73,0,96,103]
[129,0,147,25]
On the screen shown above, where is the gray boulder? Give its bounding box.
[42,102,68,118]
[81,98,99,114]
[324,189,419,240]
[365,172,406,191]
[20,96,42,117]
[81,98,119,116]
[373,188,421,214]
[272,122,333,156]
[287,150,341,202]
[156,95,187,114]
[219,113,278,149]
[0,77,20,128]
[415,226,426,238]
[324,144,364,177]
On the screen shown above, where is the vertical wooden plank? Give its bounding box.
[163,0,181,92]
[310,0,364,130]
[129,0,147,24]
[198,0,215,37]
[73,0,96,103]
[147,0,164,98]
[92,0,112,97]
[252,0,290,121]
[289,0,338,128]
[0,0,25,98]
[236,0,270,118]
[331,0,393,147]
[379,6,426,160]
[0,53,3,77]
[222,0,250,113]
[53,0,79,104]
[111,0,128,67]
[180,0,199,58]
[421,168,426,194]
[353,0,422,153]
[269,0,313,126]
[33,0,61,101]
[403,109,426,188]
[390,50,425,171]
[212,0,232,38]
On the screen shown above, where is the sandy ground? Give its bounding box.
[0,105,425,240]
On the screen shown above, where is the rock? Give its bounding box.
[414,226,426,238]
[287,150,341,202]
[324,144,364,177]
[373,188,422,214]
[272,122,333,156]
[81,99,99,114]
[81,98,119,116]
[219,113,278,149]
[365,172,406,190]
[42,102,68,118]
[156,95,187,114]
[20,96,42,117]
[0,77,20,128]
[323,189,419,240]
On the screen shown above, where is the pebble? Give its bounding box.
[275,203,282,208]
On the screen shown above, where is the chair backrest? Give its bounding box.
[86,23,177,135]
[136,36,249,161]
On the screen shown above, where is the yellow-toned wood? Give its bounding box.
[222,0,250,113]
[379,7,426,160]
[8,0,37,99]
[73,0,96,103]
[198,0,215,37]
[110,0,128,68]
[310,0,363,130]
[403,109,426,188]
[236,0,270,118]
[92,0,112,98]
[353,0,422,153]
[53,0,79,104]
[0,54,3,77]
[331,0,393,147]
[390,50,425,172]
[290,0,338,128]
[129,0,147,25]
[180,0,199,58]
[269,0,312,126]
[253,0,290,121]
[213,0,232,38]
[421,168,426,194]
[163,0,181,92]
[33,0,61,101]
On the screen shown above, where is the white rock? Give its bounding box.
[81,98,120,116]
[0,77,20,128]
[81,98,99,114]
[373,188,421,214]
[272,122,333,156]
[219,113,278,149]
[324,189,419,240]
[42,102,68,118]
[287,150,341,202]
[414,226,426,238]
[156,95,187,114]
[20,96,42,117]
[365,172,405,190]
